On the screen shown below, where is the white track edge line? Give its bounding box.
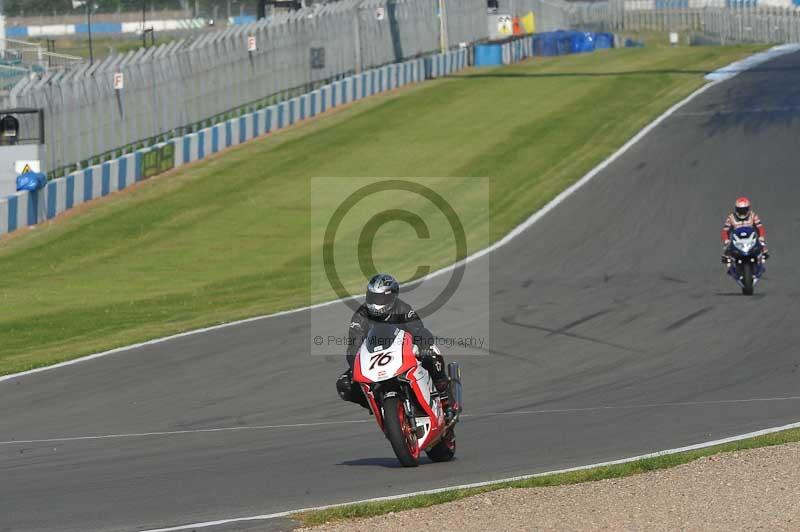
[0,77,722,385]
[136,419,800,532]
[5,396,800,446]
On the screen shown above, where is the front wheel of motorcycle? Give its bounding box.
[383,396,420,467]
[742,262,754,295]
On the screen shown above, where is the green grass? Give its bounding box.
[295,427,800,526]
[0,43,767,375]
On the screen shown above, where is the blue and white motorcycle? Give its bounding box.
[724,225,766,295]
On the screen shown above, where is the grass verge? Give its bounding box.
[0,43,766,375]
[294,427,800,527]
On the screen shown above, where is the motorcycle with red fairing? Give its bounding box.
[352,323,462,467]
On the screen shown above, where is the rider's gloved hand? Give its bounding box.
[336,370,354,401]
[417,345,434,359]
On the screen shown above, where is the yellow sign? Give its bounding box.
[21,163,31,173]
[522,12,535,34]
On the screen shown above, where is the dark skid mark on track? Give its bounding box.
[500,314,638,353]
[547,309,614,336]
[665,306,714,332]
[619,311,643,326]
[661,274,688,284]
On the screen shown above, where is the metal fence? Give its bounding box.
[701,6,800,43]
[8,0,590,178]
[567,0,800,45]
[7,0,492,176]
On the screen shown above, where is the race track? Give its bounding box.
[2,51,800,532]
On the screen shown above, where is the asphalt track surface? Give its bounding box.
[3,52,800,532]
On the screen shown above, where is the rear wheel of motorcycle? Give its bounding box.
[383,396,419,467]
[426,429,456,462]
[742,262,754,295]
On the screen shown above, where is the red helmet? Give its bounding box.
[734,197,751,220]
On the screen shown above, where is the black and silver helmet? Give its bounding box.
[365,273,399,318]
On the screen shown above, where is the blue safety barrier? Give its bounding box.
[531,30,616,57]
[655,0,689,7]
[16,171,47,192]
[539,32,559,56]
[74,22,123,34]
[570,32,595,53]
[6,26,28,37]
[475,44,504,66]
[594,32,614,49]
[229,15,257,25]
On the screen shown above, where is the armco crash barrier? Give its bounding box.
[0,49,469,237]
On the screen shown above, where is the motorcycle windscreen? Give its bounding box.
[731,226,759,254]
[364,323,400,353]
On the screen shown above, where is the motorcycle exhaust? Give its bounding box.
[447,362,462,419]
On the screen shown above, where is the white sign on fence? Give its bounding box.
[15,160,41,175]
[113,72,124,90]
[669,32,679,45]
[248,35,257,52]
[375,7,385,20]
[489,15,514,39]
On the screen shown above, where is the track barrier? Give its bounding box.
[0,35,610,236]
